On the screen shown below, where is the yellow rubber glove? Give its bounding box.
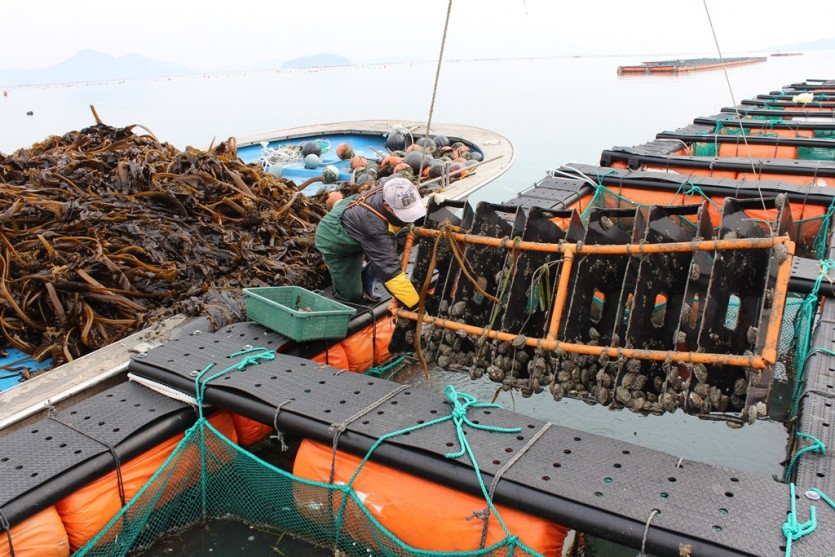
[384,273,420,309]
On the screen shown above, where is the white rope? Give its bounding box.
[258,138,333,170]
[127,372,205,407]
[258,141,302,170]
[425,0,453,138]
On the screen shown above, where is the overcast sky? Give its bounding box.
[4,0,834,71]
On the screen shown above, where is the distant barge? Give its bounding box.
[617,57,767,75]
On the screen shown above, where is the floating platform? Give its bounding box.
[3,79,835,557]
[617,57,767,75]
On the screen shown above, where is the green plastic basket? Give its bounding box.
[243,286,356,342]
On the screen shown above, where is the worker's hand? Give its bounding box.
[384,273,420,309]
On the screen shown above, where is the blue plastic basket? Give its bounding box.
[243,286,355,342]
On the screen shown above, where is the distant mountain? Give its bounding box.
[0,50,194,86]
[766,37,835,53]
[282,53,351,69]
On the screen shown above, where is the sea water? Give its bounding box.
[3,50,834,555]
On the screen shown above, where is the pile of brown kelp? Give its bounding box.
[0,123,335,369]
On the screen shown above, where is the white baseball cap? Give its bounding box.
[383,177,426,223]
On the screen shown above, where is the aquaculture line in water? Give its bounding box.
[75,349,552,557]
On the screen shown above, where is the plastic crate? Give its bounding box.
[243,286,356,341]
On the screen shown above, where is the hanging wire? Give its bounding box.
[701,0,771,231]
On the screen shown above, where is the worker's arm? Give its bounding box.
[343,214,419,308]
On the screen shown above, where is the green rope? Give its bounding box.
[191,348,276,519]
[810,488,835,511]
[783,432,826,482]
[782,483,817,557]
[790,260,835,417]
[364,355,406,377]
[334,385,539,556]
[812,197,835,259]
[671,180,723,213]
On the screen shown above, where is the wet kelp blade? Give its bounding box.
[0,124,331,370]
[393,197,796,423]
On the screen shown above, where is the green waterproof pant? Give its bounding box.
[314,196,365,302]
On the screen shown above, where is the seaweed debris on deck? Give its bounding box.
[617,57,767,75]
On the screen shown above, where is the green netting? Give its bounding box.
[692,142,717,156]
[797,146,835,161]
[74,352,547,557]
[813,129,835,139]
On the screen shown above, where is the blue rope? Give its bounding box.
[337,385,537,555]
[782,483,817,557]
[784,432,826,482]
[190,347,275,519]
[809,488,835,511]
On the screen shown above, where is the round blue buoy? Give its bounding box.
[268,164,284,178]
[304,154,321,169]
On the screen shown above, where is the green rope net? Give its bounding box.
[74,354,548,557]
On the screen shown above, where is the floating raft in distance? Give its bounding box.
[617,57,767,75]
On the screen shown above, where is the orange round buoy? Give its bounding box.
[380,155,403,170]
[326,191,344,210]
[336,142,354,160]
[448,161,466,182]
[351,156,367,170]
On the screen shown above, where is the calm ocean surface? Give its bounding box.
[4,51,834,555]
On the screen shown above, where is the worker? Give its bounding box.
[315,177,425,307]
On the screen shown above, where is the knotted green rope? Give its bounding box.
[782,483,817,557]
[671,180,723,213]
[191,347,276,518]
[784,432,826,482]
[334,384,538,555]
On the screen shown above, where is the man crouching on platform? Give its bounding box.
[315,177,425,308]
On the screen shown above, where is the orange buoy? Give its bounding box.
[0,506,69,557]
[351,156,367,170]
[326,191,344,210]
[56,412,238,550]
[336,142,354,160]
[293,439,570,555]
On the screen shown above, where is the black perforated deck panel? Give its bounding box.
[798,298,835,505]
[0,381,194,526]
[127,320,834,557]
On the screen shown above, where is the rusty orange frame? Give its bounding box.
[391,227,795,370]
